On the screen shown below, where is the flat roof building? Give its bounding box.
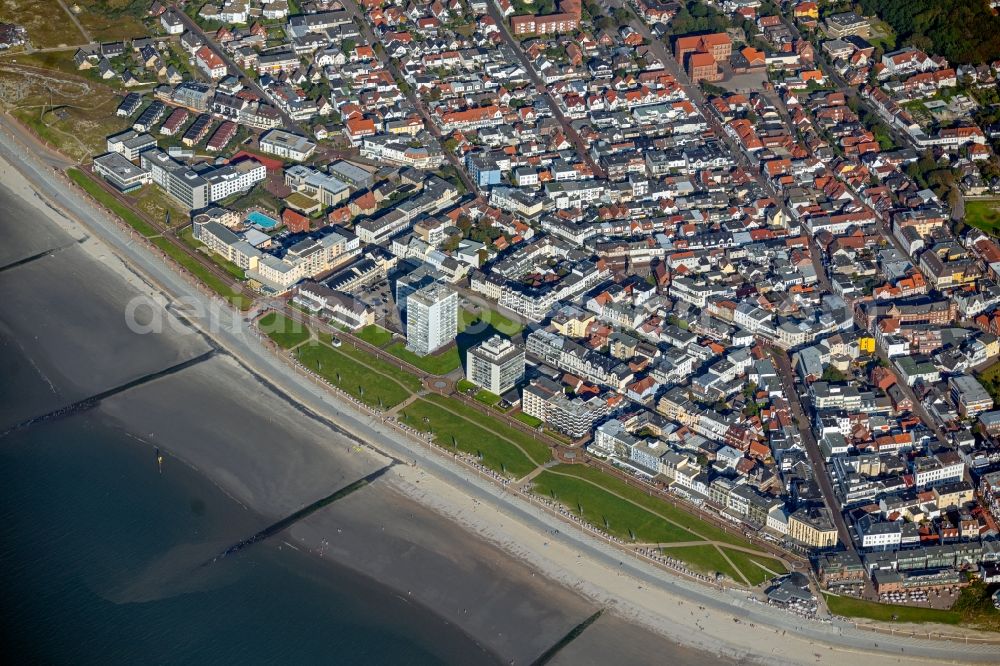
[467,335,525,396]
[406,282,458,356]
[259,129,317,161]
[93,152,151,193]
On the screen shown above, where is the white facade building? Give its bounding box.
[406,283,458,356]
[466,335,525,395]
[259,129,317,161]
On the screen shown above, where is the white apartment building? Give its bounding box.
[466,335,525,396]
[204,159,267,201]
[259,129,317,161]
[107,130,157,161]
[858,521,902,551]
[912,455,965,488]
[360,134,445,169]
[405,283,458,356]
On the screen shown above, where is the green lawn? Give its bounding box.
[387,341,462,375]
[297,342,412,409]
[474,389,502,406]
[460,307,524,336]
[399,398,540,477]
[663,544,741,581]
[149,237,252,310]
[354,324,395,347]
[721,548,787,586]
[515,412,543,428]
[179,226,246,280]
[823,593,961,625]
[318,333,424,393]
[424,393,552,465]
[259,312,310,349]
[966,199,1000,235]
[977,360,1000,405]
[542,465,756,549]
[534,470,699,543]
[456,379,477,393]
[68,168,158,237]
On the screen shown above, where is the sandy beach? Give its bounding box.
[1,120,997,664]
[0,146,656,664]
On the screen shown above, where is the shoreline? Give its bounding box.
[1,117,997,664]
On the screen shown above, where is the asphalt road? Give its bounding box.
[769,348,855,537]
[485,2,606,179]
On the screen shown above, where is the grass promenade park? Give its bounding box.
[825,581,1000,630]
[353,324,395,347]
[259,312,310,350]
[823,593,961,625]
[533,465,788,585]
[965,198,1000,235]
[292,331,423,409]
[460,307,524,336]
[67,169,253,310]
[387,340,462,375]
[263,310,796,584]
[384,306,527,375]
[67,169,157,237]
[399,394,552,478]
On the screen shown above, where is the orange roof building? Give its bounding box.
[687,52,721,82]
[674,32,732,63]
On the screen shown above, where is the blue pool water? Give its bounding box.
[247,210,278,229]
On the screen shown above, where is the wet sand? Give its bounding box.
[0,156,725,665]
[0,190,209,430]
[290,482,597,665]
[550,613,719,666]
[99,354,387,518]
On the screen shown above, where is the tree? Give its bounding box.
[857,0,1000,64]
[821,366,847,382]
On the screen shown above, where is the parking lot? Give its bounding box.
[353,278,401,333]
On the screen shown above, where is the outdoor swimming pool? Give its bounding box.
[247,210,279,230]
